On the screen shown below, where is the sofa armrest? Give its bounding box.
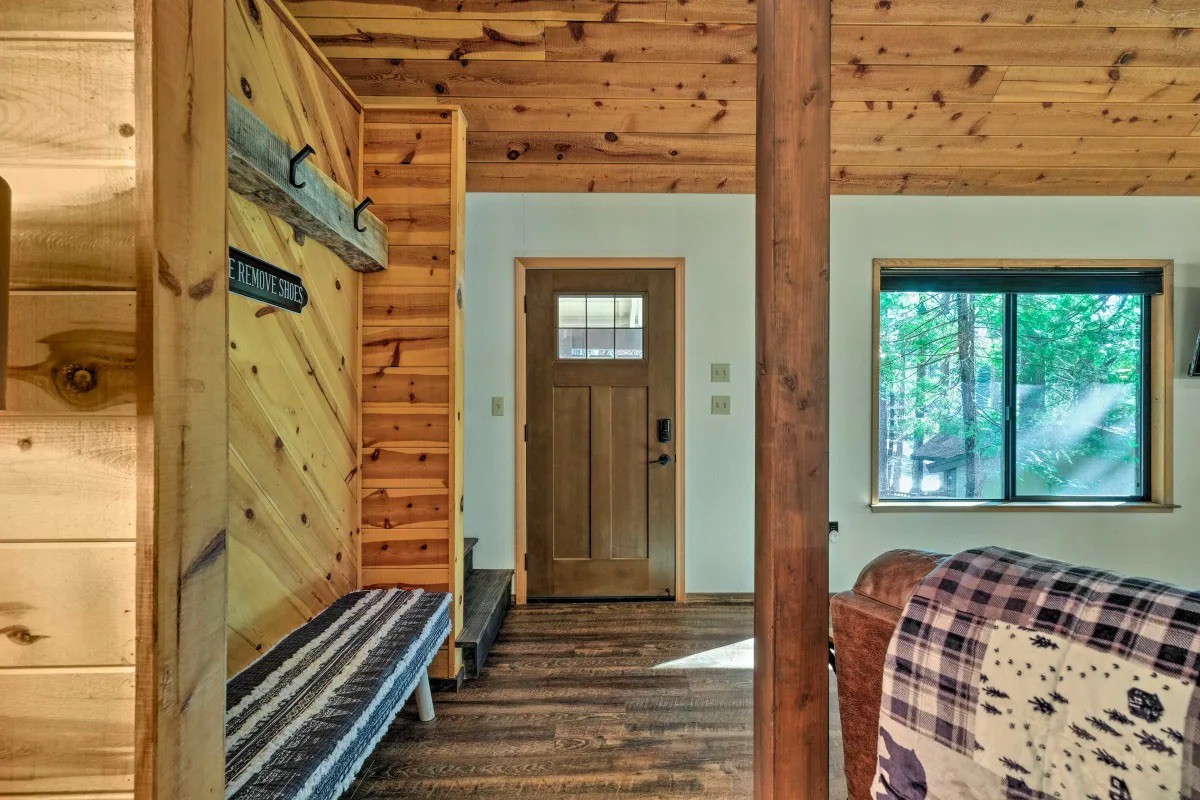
[831,591,903,800]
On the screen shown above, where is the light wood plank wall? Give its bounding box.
[286,0,1200,194]
[360,103,467,680]
[225,0,367,675]
[0,1,137,796]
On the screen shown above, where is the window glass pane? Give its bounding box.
[558,296,587,328]
[878,292,1004,500]
[1015,294,1144,498]
[615,296,644,328]
[586,328,615,358]
[557,293,646,360]
[558,328,587,359]
[615,328,643,359]
[586,296,615,328]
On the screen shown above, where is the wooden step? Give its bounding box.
[459,568,512,679]
[463,537,479,575]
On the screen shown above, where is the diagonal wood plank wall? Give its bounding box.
[286,0,1200,194]
[359,102,467,681]
[225,0,366,675]
[0,1,137,796]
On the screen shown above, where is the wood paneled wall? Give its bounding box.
[225,0,366,675]
[286,0,1200,194]
[360,102,467,681]
[0,1,137,796]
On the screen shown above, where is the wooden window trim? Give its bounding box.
[513,257,686,605]
[870,258,1175,511]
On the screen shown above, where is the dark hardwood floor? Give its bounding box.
[346,601,756,799]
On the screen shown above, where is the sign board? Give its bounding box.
[228,247,308,314]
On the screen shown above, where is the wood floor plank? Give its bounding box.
[347,602,755,799]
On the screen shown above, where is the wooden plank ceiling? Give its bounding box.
[286,0,1200,194]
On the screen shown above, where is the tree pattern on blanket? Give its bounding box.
[972,623,1192,799]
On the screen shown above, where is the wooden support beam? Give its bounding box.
[226,93,388,272]
[755,0,830,797]
[134,0,228,797]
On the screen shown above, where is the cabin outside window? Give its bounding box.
[870,260,1175,511]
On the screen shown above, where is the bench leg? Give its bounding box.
[415,669,435,722]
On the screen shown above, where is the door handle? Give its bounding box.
[650,454,672,466]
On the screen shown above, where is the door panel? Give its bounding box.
[611,386,649,560]
[551,386,590,560]
[526,268,676,599]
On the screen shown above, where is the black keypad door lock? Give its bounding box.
[657,418,672,444]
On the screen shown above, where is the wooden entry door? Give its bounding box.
[526,268,677,599]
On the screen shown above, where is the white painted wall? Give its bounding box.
[464,193,1200,594]
[464,193,756,593]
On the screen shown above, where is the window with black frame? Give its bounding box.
[875,264,1166,505]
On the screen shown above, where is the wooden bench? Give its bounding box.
[224,589,451,799]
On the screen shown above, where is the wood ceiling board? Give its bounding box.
[830,165,1200,194]
[830,101,1200,136]
[334,59,756,100]
[666,0,756,23]
[300,17,547,60]
[831,0,1200,28]
[544,21,757,63]
[292,0,1200,194]
[285,0,671,22]
[835,25,1200,68]
[369,96,758,132]
[469,130,755,163]
[993,66,1200,102]
[831,134,1200,167]
[467,162,755,190]
[832,64,1008,101]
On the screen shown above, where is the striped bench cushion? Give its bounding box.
[225,589,452,800]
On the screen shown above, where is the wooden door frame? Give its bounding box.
[513,257,686,605]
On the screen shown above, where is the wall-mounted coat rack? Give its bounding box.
[226,94,387,272]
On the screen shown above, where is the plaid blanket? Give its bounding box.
[875,547,1200,800]
[226,588,451,800]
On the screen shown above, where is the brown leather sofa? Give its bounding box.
[830,549,949,800]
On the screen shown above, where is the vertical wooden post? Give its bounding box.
[134,0,229,796]
[754,0,831,792]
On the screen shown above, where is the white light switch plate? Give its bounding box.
[491,397,504,416]
[711,395,731,415]
[711,363,731,382]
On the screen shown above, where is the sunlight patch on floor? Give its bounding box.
[653,638,754,670]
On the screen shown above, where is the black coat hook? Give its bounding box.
[289,144,315,189]
[354,197,374,233]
